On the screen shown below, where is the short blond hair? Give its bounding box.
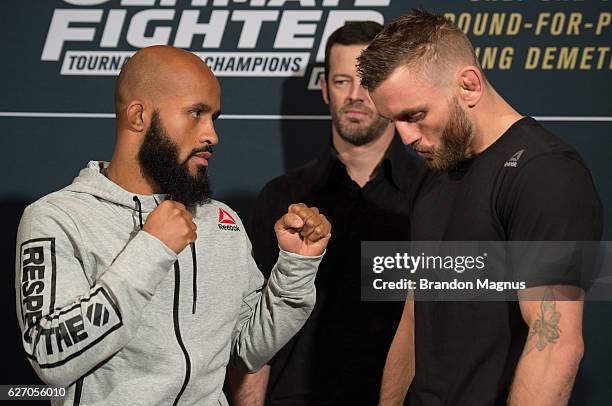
[358,9,482,90]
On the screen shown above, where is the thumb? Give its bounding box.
[279,212,304,231]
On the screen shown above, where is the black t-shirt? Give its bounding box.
[409,117,603,405]
[249,135,422,405]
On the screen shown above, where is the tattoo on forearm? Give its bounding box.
[523,288,562,357]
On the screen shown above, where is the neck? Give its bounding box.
[106,135,159,196]
[469,88,523,155]
[332,125,395,188]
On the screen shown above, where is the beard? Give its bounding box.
[418,98,473,171]
[138,111,212,210]
[330,100,390,147]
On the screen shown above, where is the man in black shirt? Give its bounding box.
[358,10,603,406]
[229,22,422,405]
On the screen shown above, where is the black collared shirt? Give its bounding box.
[249,134,423,405]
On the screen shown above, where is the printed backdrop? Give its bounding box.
[1,1,610,403]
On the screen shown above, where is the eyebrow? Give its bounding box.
[187,102,211,113]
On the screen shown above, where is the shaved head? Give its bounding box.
[108,45,221,205]
[114,46,217,118]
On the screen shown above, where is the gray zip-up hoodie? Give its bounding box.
[15,161,323,405]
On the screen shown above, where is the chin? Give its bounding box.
[188,166,203,179]
[343,121,367,131]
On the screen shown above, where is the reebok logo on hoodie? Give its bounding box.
[218,208,240,231]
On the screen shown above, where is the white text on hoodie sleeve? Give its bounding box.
[15,201,177,387]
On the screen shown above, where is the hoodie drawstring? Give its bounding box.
[190,242,197,314]
[133,196,144,229]
[133,196,198,314]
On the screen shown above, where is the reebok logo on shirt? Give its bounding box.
[218,208,240,231]
[504,149,525,168]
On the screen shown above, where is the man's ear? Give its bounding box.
[126,101,147,132]
[456,66,484,108]
[320,75,330,105]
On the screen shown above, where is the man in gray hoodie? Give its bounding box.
[15,45,331,406]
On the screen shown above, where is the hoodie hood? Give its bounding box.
[64,161,168,214]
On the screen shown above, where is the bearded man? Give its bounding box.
[15,45,331,406]
[358,10,603,405]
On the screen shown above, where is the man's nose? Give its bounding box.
[348,82,368,102]
[200,122,219,146]
[395,122,421,146]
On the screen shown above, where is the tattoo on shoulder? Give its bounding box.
[523,288,562,357]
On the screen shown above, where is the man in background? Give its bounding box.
[229,22,422,405]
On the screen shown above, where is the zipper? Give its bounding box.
[73,378,83,406]
[172,261,192,406]
[138,196,193,405]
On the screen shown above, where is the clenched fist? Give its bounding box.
[274,203,331,257]
[143,200,197,254]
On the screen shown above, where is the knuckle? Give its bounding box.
[290,203,306,213]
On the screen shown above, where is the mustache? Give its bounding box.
[188,144,214,158]
[340,101,372,114]
[413,142,436,155]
